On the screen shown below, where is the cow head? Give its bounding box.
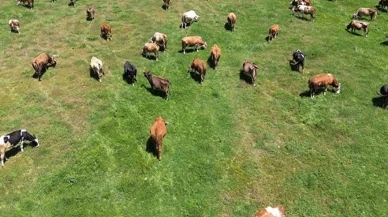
[49,55,57,68]
[143,71,151,79]
[33,135,40,147]
[194,15,200,21]
[332,82,341,94]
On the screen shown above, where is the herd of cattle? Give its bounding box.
[3,0,388,216]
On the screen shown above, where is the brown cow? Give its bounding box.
[143,71,171,100]
[254,205,286,217]
[181,36,207,54]
[210,44,221,69]
[227,12,237,31]
[16,0,34,9]
[188,58,207,83]
[9,19,20,34]
[352,8,377,20]
[308,73,341,98]
[163,0,171,10]
[241,60,258,86]
[346,20,369,37]
[32,53,57,81]
[268,24,280,42]
[100,24,112,41]
[142,42,160,61]
[150,116,168,161]
[151,32,168,52]
[86,7,95,21]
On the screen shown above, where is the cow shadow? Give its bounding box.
[5,146,22,163]
[188,70,202,83]
[161,5,168,10]
[89,68,100,81]
[239,70,254,85]
[10,29,19,34]
[141,53,158,60]
[380,40,388,46]
[122,73,136,85]
[146,137,158,159]
[345,29,364,37]
[294,15,312,21]
[224,22,233,31]
[289,60,300,72]
[179,23,192,29]
[141,84,167,99]
[86,16,93,21]
[178,48,201,54]
[299,90,311,98]
[372,95,388,108]
[207,56,215,69]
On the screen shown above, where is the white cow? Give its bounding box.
[9,19,20,34]
[181,10,199,29]
[90,57,104,82]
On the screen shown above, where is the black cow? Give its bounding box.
[123,61,137,86]
[291,49,305,72]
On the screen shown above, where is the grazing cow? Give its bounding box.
[0,129,39,166]
[210,44,221,69]
[227,12,237,31]
[16,0,34,9]
[123,61,137,86]
[181,36,207,54]
[100,24,112,41]
[378,0,388,11]
[352,8,377,20]
[89,56,104,82]
[241,60,259,86]
[254,205,286,217]
[293,5,316,21]
[142,42,160,61]
[188,58,207,83]
[151,32,168,52]
[268,24,280,42]
[150,116,168,161]
[163,0,171,10]
[32,53,57,81]
[308,73,341,98]
[9,19,20,34]
[86,7,95,21]
[291,49,305,72]
[181,10,200,29]
[346,20,369,37]
[143,71,171,100]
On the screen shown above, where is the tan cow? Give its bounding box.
[9,19,20,34]
[142,42,160,61]
[150,116,168,161]
[346,20,369,37]
[32,53,57,81]
[181,36,207,54]
[254,205,286,217]
[188,58,207,83]
[210,44,221,69]
[241,60,258,86]
[308,73,341,98]
[352,8,377,20]
[90,56,105,82]
[86,7,95,21]
[268,24,280,42]
[227,12,237,31]
[100,24,112,41]
[151,32,168,52]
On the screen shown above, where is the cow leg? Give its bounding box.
[324,86,328,95]
[20,138,24,152]
[0,146,5,167]
[196,46,199,52]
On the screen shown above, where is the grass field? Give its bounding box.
[0,0,388,216]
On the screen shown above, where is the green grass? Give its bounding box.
[0,0,388,216]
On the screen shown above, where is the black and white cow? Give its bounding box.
[123,61,137,86]
[291,49,305,72]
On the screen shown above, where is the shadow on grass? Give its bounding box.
[380,41,388,46]
[145,137,158,159]
[188,69,202,84]
[345,29,365,37]
[299,90,311,98]
[372,95,388,109]
[141,84,167,99]
[294,15,314,22]
[207,56,216,69]
[289,60,301,72]
[178,48,204,54]
[224,22,233,31]
[122,73,137,86]
[89,68,100,82]
[141,53,158,61]
[239,70,255,86]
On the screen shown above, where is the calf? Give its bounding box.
[100,24,112,41]
[150,116,168,161]
[151,32,168,52]
[86,7,95,21]
[181,10,200,29]
[352,8,377,20]
[163,0,171,10]
[32,53,57,81]
[9,19,20,34]
[188,58,207,83]
[293,5,316,21]
[16,0,34,9]
[268,24,280,42]
[123,61,137,86]
[291,49,305,72]
[227,12,237,31]
[90,56,104,82]
[308,73,341,98]
[142,42,160,61]
[143,71,171,100]
[210,44,221,69]
[346,20,369,37]
[181,36,207,54]
[241,60,259,86]
[255,205,286,217]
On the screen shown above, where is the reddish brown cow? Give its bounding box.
[142,42,160,61]
[17,0,34,9]
[227,12,237,31]
[181,36,207,54]
[32,53,57,81]
[188,58,207,83]
[254,205,286,217]
[150,116,168,161]
[163,0,171,10]
[100,24,112,41]
[268,24,280,42]
[210,44,221,69]
[308,73,341,98]
[86,7,95,21]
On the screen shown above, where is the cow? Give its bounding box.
[143,71,171,100]
[100,24,112,41]
[292,5,316,21]
[254,205,286,217]
[289,0,311,9]
[123,61,137,86]
[352,8,378,20]
[227,12,237,31]
[241,60,259,86]
[181,36,207,54]
[188,58,207,84]
[308,73,341,98]
[291,49,305,72]
[268,24,280,42]
[150,116,168,161]
[346,20,369,37]
[181,10,200,29]
[9,19,20,34]
[89,56,104,82]
[163,0,171,10]
[210,44,221,69]
[378,0,388,11]
[86,7,95,21]
[32,53,57,81]
[16,0,34,9]
[151,32,168,52]
[142,42,160,61]
[0,129,40,166]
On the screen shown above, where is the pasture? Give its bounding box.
[0,0,388,216]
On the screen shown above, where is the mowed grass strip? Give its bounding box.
[0,0,388,216]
